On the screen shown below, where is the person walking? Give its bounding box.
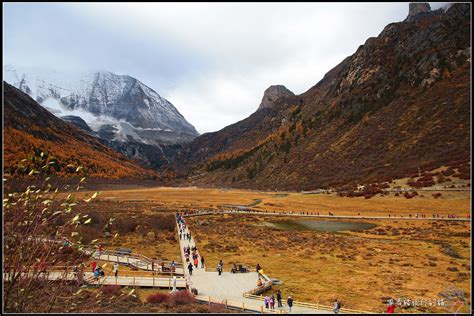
[91,260,97,273]
[201,255,205,268]
[333,299,340,314]
[188,262,193,276]
[256,263,261,273]
[113,262,119,277]
[194,257,198,268]
[264,296,269,309]
[277,290,282,307]
[217,261,223,276]
[270,294,275,310]
[287,296,293,313]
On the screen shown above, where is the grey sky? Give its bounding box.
[3,2,450,134]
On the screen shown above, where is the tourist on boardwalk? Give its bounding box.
[287,296,293,312]
[194,257,198,268]
[94,268,100,281]
[264,296,269,309]
[333,299,340,314]
[91,260,97,273]
[256,263,261,273]
[270,294,275,310]
[113,262,119,277]
[217,260,223,275]
[98,244,103,256]
[97,267,105,277]
[201,255,205,268]
[188,262,193,275]
[277,290,282,307]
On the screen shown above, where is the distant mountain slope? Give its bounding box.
[3,68,199,144]
[174,3,471,190]
[3,82,158,179]
[3,68,199,170]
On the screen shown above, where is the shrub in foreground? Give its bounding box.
[166,290,195,307]
[101,285,122,296]
[146,293,169,304]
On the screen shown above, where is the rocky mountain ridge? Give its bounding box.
[171,3,471,190]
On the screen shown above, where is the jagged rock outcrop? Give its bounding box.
[171,3,470,190]
[258,85,295,110]
[61,115,94,133]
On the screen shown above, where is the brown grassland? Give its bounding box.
[73,186,470,313]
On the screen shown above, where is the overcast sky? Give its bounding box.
[3,2,450,134]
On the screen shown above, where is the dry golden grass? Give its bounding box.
[74,186,470,313]
[186,214,471,314]
[75,186,470,217]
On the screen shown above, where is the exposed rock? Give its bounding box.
[258,85,295,110]
[405,3,433,22]
[61,115,94,133]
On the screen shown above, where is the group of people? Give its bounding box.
[186,245,205,276]
[179,213,207,277]
[90,258,120,281]
[263,290,292,312]
[90,260,105,281]
[180,231,192,241]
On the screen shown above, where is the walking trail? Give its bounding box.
[177,215,330,314]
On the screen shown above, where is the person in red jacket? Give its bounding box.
[387,299,396,313]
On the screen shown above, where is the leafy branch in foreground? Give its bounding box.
[3,156,102,312]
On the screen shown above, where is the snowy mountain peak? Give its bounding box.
[3,66,199,146]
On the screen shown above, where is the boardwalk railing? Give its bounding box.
[3,270,187,289]
[243,293,375,314]
[79,246,184,275]
[181,209,470,221]
[194,295,285,314]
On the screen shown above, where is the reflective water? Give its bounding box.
[269,219,377,232]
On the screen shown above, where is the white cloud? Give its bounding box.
[5,2,448,133]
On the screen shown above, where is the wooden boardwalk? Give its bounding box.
[176,213,363,314]
[184,209,470,221]
[3,271,187,289]
[87,249,184,275]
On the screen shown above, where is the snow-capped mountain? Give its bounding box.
[3,66,199,146]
